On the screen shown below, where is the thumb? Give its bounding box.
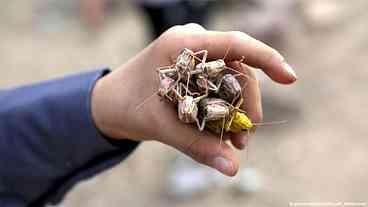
[158,122,240,176]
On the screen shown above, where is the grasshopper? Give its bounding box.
[157,67,178,102]
[198,97,249,132]
[173,84,207,129]
[185,97,249,151]
[205,98,287,134]
[217,73,243,104]
[136,49,207,109]
[159,48,208,97]
[203,97,252,134]
[194,55,250,104]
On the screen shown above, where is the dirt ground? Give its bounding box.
[1,0,367,206]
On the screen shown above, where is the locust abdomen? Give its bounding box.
[206,111,253,134]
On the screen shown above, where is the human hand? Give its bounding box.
[91,23,297,176]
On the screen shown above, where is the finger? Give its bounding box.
[181,23,206,32]
[173,28,297,84]
[154,108,239,176]
[229,62,263,124]
[230,132,249,150]
[227,61,262,148]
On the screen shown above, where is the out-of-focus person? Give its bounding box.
[80,0,107,28]
[79,0,212,38]
[136,0,211,38]
[230,0,296,49]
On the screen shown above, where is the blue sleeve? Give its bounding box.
[0,69,140,206]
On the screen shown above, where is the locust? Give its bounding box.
[198,97,250,133]
[193,55,250,104]
[136,48,207,109]
[201,97,252,134]
[204,97,287,134]
[173,84,207,129]
[137,47,286,148]
[157,68,178,102]
[158,48,208,98]
[138,48,247,109]
[183,97,251,151]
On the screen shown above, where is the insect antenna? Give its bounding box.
[223,43,232,61]
[219,117,226,147]
[224,66,252,80]
[136,72,181,111]
[136,68,163,110]
[242,120,287,161]
[193,55,203,63]
[224,56,258,83]
[252,120,288,126]
[245,130,250,161]
[239,120,288,131]
[185,136,200,155]
[135,90,160,111]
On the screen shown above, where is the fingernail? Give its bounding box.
[275,52,285,62]
[282,61,298,79]
[239,137,248,150]
[212,157,233,175]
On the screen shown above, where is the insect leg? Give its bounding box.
[193,50,208,65]
[219,117,226,146]
[195,117,203,131]
[194,93,208,103]
[185,71,191,96]
[165,72,181,96]
[172,84,184,101]
[211,75,225,93]
[156,64,175,71]
[223,100,247,114]
[223,45,231,61]
[198,118,206,131]
[135,91,158,110]
[178,83,200,97]
[136,67,171,110]
[185,136,201,155]
[224,66,252,80]
[135,74,177,110]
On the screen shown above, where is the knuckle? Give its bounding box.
[183,23,206,31]
[156,26,187,54]
[264,48,283,65]
[187,139,211,165]
[158,24,207,51]
[160,26,181,40]
[167,25,184,33]
[251,103,263,124]
[254,111,263,124]
[159,25,192,44]
[228,31,251,42]
[226,31,252,50]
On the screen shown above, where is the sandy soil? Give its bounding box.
[1,1,367,206]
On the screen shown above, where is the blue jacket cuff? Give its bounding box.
[0,69,140,205]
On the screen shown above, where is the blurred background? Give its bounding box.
[1,0,367,206]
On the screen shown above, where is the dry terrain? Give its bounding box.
[0,1,367,206]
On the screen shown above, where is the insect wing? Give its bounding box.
[218,74,242,103]
[176,48,195,72]
[178,96,198,123]
[199,98,229,121]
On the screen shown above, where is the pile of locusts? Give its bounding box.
[155,48,254,138]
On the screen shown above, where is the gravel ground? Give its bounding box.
[1,1,367,206]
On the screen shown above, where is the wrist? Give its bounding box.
[91,76,119,139]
